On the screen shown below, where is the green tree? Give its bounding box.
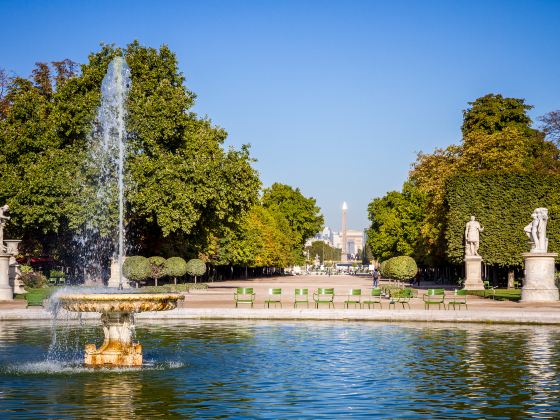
[0,42,260,272]
[366,182,427,263]
[185,258,206,283]
[262,183,323,262]
[305,240,341,264]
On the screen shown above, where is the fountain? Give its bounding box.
[54,56,184,367]
[56,292,183,367]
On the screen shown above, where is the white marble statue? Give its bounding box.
[465,215,484,257]
[0,205,10,254]
[524,207,549,252]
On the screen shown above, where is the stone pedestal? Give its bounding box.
[463,256,484,290]
[84,312,142,367]
[4,240,24,294]
[521,252,559,302]
[108,257,130,288]
[0,255,13,300]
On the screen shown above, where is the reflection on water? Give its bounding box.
[0,321,559,418]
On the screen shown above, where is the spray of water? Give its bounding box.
[77,57,131,286]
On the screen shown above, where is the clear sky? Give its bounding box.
[2,0,559,231]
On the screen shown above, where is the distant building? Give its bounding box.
[304,202,365,261]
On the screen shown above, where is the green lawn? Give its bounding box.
[466,289,521,302]
[15,287,60,306]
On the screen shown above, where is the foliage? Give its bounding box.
[402,93,560,264]
[148,256,166,281]
[214,205,297,268]
[466,289,521,302]
[141,283,208,293]
[122,256,151,282]
[262,183,324,253]
[461,94,533,137]
[164,257,187,278]
[305,241,341,264]
[379,260,388,277]
[185,258,206,276]
[21,271,47,289]
[383,256,418,281]
[366,182,427,263]
[49,270,64,278]
[0,42,260,268]
[445,173,560,266]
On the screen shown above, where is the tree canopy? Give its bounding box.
[0,42,261,270]
[369,93,560,268]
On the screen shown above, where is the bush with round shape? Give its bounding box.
[122,256,151,286]
[148,256,166,287]
[185,258,206,283]
[164,257,188,285]
[384,256,417,281]
[379,260,388,277]
[21,271,47,290]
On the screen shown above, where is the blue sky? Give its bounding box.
[2,0,559,230]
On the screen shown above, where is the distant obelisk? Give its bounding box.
[341,201,348,262]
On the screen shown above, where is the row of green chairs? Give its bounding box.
[234,287,403,309]
[423,288,468,310]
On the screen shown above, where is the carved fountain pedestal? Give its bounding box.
[57,293,184,367]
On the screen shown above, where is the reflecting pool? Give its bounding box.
[1,321,560,418]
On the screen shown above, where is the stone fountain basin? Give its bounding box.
[57,293,184,313]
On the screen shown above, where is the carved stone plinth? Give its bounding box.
[521,253,559,302]
[85,312,142,367]
[108,257,130,288]
[463,256,484,290]
[0,255,13,300]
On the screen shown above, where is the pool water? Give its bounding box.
[0,320,559,418]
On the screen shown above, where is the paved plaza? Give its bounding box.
[2,275,559,324]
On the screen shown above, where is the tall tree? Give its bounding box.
[262,183,324,250]
[0,42,260,270]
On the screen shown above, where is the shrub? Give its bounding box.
[384,256,417,281]
[148,256,166,286]
[164,257,187,284]
[185,259,206,283]
[379,260,388,277]
[122,256,151,284]
[21,271,47,289]
[49,270,65,278]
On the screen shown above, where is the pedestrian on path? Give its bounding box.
[372,268,380,287]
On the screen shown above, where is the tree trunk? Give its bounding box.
[174,276,177,285]
[155,278,158,287]
[507,270,515,289]
[194,275,197,284]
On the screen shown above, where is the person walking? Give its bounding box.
[372,268,380,288]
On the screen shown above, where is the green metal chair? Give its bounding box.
[344,289,362,309]
[234,287,255,308]
[264,288,282,308]
[294,288,309,308]
[423,288,446,309]
[483,281,496,299]
[389,288,413,309]
[313,288,335,309]
[363,288,383,309]
[47,277,58,286]
[447,289,468,310]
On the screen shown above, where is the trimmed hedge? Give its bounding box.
[446,173,560,266]
[384,256,418,281]
[164,257,188,283]
[186,259,206,277]
[122,256,151,282]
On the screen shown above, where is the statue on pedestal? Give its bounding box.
[0,205,10,254]
[524,208,549,253]
[465,216,484,257]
